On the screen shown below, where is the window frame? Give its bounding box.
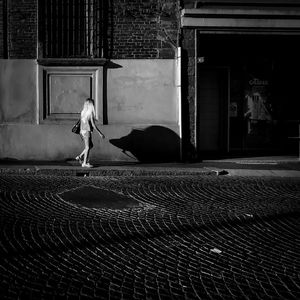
[38,0,110,61]
[38,65,103,124]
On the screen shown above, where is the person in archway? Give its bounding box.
[76,98,105,168]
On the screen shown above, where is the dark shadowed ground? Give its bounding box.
[0,172,299,300]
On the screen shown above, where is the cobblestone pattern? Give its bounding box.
[0,175,299,300]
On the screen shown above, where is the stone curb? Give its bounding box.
[0,167,215,177]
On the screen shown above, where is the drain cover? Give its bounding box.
[61,186,141,209]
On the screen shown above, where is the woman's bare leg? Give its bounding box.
[78,149,85,159]
[76,134,85,162]
[82,132,91,165]
[82,148,90,165]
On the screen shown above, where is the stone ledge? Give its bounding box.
[37,58,108,66]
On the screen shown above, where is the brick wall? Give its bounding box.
[112,0,180,59]
[0,0,179,60]
[181,28,197,159]
[2,0,37,59]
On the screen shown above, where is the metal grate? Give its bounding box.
[39,0,110,58]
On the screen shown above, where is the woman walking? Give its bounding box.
[76,98,105,168]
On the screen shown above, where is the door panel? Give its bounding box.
[197,68,228,154]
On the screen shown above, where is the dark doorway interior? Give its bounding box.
[197,33,300,157]
[197,67,229,155]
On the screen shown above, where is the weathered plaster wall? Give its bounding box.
[0,59,180,161]
[107,60,177,124]
[0,60,37,123]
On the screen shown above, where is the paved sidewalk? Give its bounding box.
[1,174,299,300]
[0,156,300,177]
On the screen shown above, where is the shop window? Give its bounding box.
[38,0,111,59]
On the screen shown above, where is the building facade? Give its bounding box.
[1,0,300,162]
[181,0,300,159]
[0,0,181,162]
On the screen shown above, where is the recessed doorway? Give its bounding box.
[196,33,300,158]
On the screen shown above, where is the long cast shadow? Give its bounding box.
[109,125,181,163]
[1,208,298,259]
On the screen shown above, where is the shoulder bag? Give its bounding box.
[72,119,81,134]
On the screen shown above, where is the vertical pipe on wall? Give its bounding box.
[176,47,183,160]
[36,2,40,124]
[194,30,198,152]
[36,63,40,125]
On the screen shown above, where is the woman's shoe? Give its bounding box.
[82,162,93,168]
[75,156,83,164]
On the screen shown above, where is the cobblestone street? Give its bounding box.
[0,174,299,300]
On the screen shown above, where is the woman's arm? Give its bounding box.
[91,117,105,139]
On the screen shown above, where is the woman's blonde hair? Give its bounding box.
[81,98,95,122]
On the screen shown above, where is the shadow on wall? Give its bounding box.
[109,126,181,163]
